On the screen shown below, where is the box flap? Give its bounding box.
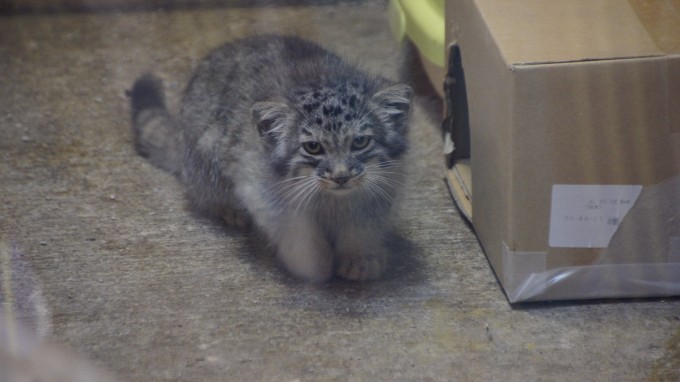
[474,0,680,66]
[629,0,680,54]
[445,161,472,221]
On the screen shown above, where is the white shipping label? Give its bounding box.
[549,185,643,248]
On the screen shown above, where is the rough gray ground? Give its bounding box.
[0,2,679,381]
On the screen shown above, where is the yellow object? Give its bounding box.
[388,0,445,67]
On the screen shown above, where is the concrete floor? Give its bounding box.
[1,2,679,381]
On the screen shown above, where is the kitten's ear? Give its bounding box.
[371,84,413,126]
[251,101,293,144]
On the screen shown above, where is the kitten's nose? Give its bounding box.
[333,175,351,185]
[330,165,352,185]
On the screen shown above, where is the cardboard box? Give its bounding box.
[444,0,680,302]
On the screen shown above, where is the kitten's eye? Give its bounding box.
[351,136,371,151]
[302,141,324,155]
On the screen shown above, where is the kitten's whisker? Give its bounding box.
[369,178,403,191]
[373,180,398,197]
[367,171,405,179]
[364,181,394,204]
[276,182,310,199]
[365,169,405,186]
[373,159,403,165]
[269,182,309,204]
[363,174,396,200]
[283,180,315,203]
[284,177,319,212]
[297,183,319,213]
[275,176,314,193]
[270,176,315,210]
[369,171,405,183]
[268,176,309,192]
[365,161,403,171]
[290,180,318,214]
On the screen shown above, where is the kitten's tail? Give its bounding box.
[128,74,183,175]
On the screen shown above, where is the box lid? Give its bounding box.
[474,0,680,66]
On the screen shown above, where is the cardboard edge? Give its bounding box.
[509,53,666,68]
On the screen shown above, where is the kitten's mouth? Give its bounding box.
[319,178,361,195]
[327,185,355,195]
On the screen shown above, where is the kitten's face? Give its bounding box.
[295,125,374,194]
[252,83,412,205]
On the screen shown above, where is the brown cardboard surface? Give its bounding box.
[629,0,680,53]
[476,0,663,65]
[446,0,680,302]
[510,57,677,253]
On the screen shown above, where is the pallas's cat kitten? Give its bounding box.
[130,35,412,282]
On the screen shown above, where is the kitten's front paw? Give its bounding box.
[280,246,334,283]
[273,215,334,282]
[336,252,387,281]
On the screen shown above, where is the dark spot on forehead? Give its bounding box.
[295,84,369,134]
[349,95,358,108]
[344,112,359,122]
[302,101,321,113]
[319,120,347,131]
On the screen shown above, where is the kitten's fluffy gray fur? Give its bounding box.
[130,35,412,282]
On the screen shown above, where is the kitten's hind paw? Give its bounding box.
[336,254,387,282]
